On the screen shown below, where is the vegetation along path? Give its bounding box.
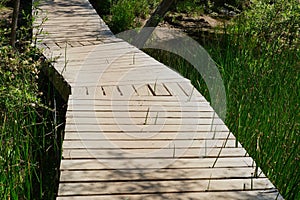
[35,0,283,199]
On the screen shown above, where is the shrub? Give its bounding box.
[231,0,299,54]
[107,0,160,33]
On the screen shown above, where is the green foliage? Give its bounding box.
[175,0,205,15]
[0,6,62,199]
[0,32,44,199]
[102,0,160,33]
[109,0,136,33]
[231,0,299,54]
[173,0,249,13]
[0,0,9,6]
[218,1,300,199]
[207,1,299,199]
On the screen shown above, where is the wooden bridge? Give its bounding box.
[35,0,282,199]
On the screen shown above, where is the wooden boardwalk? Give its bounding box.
[35,0,282,199]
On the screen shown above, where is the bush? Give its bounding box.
[231,0,299,54]
[110,0,136,33]
[105,0,160,33]
[173,0,250,14]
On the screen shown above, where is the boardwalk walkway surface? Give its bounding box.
[35,0,282,199]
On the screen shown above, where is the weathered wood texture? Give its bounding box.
[35,0,282,199]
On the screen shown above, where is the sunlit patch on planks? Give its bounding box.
[35,0,282,199]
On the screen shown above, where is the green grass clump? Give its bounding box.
[94,0,160,33]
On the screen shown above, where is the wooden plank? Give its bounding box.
[68,98,209,106]
[66,117,224,125]
[164,82,191,97]
[52,55,159,69]
[133,84,152,96]
[60,157,255,170]
[101,85,121,96]
[57,178,275,196]
[59,167,263,182]
[66,110,218,119]
[72,92,207,100]
[57,190,282,200]
[62,147,247,159]
[62,139,238,149]
[64,124,229,132]
[67,78,191,87]
[118,85,137,97]
[69,96,205,103]
[63,131,234,140]
[148,83,171,96]
[67,105,215,112]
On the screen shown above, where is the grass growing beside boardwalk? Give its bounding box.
[208,3,300,198]
[0,36,44,199]
[146,1,299,199]
[146,36,299,199]
[0,4,65,199]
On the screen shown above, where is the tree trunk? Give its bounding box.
[132,0,176,48]
[11,0,20,47]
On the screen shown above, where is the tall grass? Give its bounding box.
[206,31,299,200]
[146,36,299,199]
[0,6,65,199]
[145,1,299,199]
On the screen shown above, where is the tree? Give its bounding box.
[10,0,20,47]
[133,0,176,48]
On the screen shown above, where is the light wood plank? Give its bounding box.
[66,117,224,125]
[148,83,171,96]
[64,124,229,132]
[62,147,247,159]
[67,105,215,112]
[58,178,275,196]
[63,131,234,140]
[57,190,282,200]
[59,167,264,182]
[62,139,238,149]
[66,110,216,118]
[60,157,255,170]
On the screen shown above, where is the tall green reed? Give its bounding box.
[145,2,299,197]
[0,18,65,199]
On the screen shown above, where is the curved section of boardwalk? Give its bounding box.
[35,0,282,199]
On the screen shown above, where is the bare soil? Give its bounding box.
[158,12,231,45]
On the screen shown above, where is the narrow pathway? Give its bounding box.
[35,0,282,199]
